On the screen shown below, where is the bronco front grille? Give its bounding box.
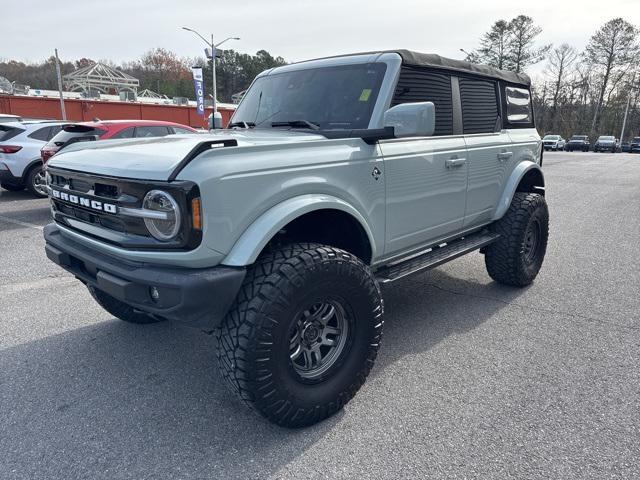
[47,167,201,250]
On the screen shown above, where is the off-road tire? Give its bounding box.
[88,286,165,324]
[485,192,549,287]
[1,183,24,192]
[26,164,47,198]
[216,243,383,428]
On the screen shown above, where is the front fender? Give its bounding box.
[492,161,545,221]
[221,194,376,266]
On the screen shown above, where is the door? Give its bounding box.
[459,77,512,228]
[380,136,468,255]
[380,67,468,256]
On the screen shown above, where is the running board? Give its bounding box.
[375,231,500,283]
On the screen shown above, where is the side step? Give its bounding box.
[375,231,500,283]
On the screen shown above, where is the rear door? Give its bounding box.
[459,77,513,228]
[380,67,468,255]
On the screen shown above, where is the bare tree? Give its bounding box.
[545,44,578,131]
[584,18,639,135]
[507,15,551,73]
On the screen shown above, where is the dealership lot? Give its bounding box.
[1,152,639,479]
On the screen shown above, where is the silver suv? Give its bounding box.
[44,50,548,428]
[0,120,69,196]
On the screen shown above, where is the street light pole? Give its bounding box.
[182,27,239,128]
[54,48,66,120]
[211,33,216,118]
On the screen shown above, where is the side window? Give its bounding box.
[111,127,135,139]
[135,126,170,138]
[28,127,51,141]
[391,66,453,136]
[459,78,499,134]
[505,86,532,125]
[172,127,194,134]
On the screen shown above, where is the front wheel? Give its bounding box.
[485,192,549,287]
[216,243,383,428]
[26,164,48,198]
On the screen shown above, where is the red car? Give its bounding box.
[41,120,197,162]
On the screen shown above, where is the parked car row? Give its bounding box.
[543,133,640,153]
[0,119,197,197]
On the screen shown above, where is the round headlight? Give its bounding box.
[142,190,181,241]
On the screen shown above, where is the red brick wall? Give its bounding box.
[0,95,234,128]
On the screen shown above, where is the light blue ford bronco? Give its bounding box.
[44,50,547,428]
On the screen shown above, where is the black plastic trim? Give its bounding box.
[44,223,245,328]
[317,127,395,144]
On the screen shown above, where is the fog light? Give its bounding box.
[149,286,160,302]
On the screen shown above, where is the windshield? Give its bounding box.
[231,63,387,130]
[633,137,640,142]
[570,136,587,140]
[543,135,559,140]
[598,136,614,141]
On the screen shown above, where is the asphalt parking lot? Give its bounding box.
[1,151,639,479]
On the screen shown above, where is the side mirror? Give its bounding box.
[383,101,435,138]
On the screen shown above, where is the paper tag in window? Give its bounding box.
[359,89,372,102]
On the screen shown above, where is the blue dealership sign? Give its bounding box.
[192,67,205,116]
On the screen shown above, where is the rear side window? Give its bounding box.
[28,126,52,141]
[135,126,171,138]
[0,126,23,142]
[459,78,499,134]
[505,86,532,124]
[392,66,453,136]
[111,127,135,139]
[172,127,194,134]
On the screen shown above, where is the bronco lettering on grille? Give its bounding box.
[51,189,117,214]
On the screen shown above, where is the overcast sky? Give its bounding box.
[3,0,639,77]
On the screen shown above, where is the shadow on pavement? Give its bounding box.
[0,269,524,479]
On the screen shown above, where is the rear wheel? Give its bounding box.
[88,286,166,324]
[26,164,48,198]
[1,183,24,192]
[485,192,549,287]
[216,243,383,428]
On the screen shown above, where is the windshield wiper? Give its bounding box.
[228,121,255,129]
[271,120,320,130]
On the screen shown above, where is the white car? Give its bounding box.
[0,121,69,196]
[542,134,566,151]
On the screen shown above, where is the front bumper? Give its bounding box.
[566,144,587,150]
[0,168,22,186]
[44,223,245,328]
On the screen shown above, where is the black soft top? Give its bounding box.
[395,50,531,87]
[301,49,531,87]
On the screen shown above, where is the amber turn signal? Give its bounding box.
[191,197,202,230]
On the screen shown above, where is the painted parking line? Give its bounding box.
[0,276,76,295]
[0,214,44,231]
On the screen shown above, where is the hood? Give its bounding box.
[47,129,324,181]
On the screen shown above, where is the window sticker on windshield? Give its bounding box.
[359,89,372,102]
